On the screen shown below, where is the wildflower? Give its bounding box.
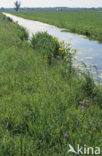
[67,42,71,46]
[85,100,89,104]
[64,49,67,53]
[65,132,69,137]
[54,37,58,41]
[71,52,76,55]
[79,100,82,104]
[72,48,77,51]
[82,106,86,111]
[80,100,85,105]
[80,98,88,105]
[60,40,64,44]
[59,47,63,51]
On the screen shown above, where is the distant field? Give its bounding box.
[9,10,102,42]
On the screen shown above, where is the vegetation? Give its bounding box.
[9,10,102,42]
[0,13,102,155]
[31,32,60,65]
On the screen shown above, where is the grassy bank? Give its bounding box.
[8,10,102,42]
[0,13,102,155]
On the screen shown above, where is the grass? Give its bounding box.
[0,13,102,155]
[8,10,102,42]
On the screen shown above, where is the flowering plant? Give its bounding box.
[59,40,76,75]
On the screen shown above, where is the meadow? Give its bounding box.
[0,13,102,155]
[9,10,102,42]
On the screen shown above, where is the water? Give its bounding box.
[3,12,102,80]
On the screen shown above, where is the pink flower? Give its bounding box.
[65,132,69,137]
[82,106,86,111]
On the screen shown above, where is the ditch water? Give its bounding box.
[3,12,102,81]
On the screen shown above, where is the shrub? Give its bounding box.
[31,32,60,64]
[17,26,29,41]
[7,17,13,22]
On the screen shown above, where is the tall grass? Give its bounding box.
[9,10,102,42]
[0,14,102,155]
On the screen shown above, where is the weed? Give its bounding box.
[31,32,60,64]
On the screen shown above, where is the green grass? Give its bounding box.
[8,10,102,42]
[0,13,102,155]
